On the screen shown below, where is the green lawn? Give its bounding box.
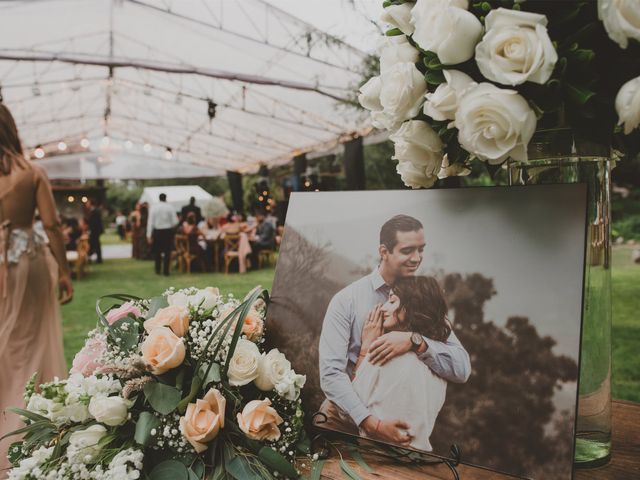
[60,247,640,401]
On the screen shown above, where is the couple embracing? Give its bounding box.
[318,215,471,451]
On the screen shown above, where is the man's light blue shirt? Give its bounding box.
[318,269,471,426]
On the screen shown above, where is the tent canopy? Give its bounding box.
[139,185,213,212]
[0,0,382,179]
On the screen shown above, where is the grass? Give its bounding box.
[60,247,640,401]
[60,259,275,366]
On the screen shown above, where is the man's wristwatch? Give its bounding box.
[410,332,424,352]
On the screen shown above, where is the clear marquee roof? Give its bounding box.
[0,0,382,179]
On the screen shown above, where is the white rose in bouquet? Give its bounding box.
[167,291,189,307]
[227,339,261,386]
[275,370,307,401]
[438,154,471,179]
[390,120,444,188]
[424,69,475,122]
[379,35,420,72]
[67,424,108,463]
[380,2,414,35]
[254,348,292,392]
[475,8,558,86]
[189,287,220,310]
[358,62,426,131]
[615,76,640,134]
[88,396,130,426]
[598,0,640,49]
[455,82,537,164]
[411,0,483,65]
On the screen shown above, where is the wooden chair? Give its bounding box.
[173,234,188,273]
[66,236,90,279]
[258,249,276,268]
[223,234,252,273]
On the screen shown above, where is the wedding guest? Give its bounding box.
[181,196,202,224]
[63,217,81,251]
[249,209,275,269]
[147,193,178,276]
[0,103,72,473]
[115,210,126,240]
[183,212,207,271]
[86,198,104,264]
[130,203,142,259]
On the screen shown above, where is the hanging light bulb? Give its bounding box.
[34,146,45,159]
[57,141,67,151]
[67,195,75,203]
[143,143,152,153]
[164,147,173,159]
[81,196,88,203]
[80,138,90,148]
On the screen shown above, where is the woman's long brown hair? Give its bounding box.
[392,276,452,343]
[0,103,28,175]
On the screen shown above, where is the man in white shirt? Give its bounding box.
[147,193,178,276]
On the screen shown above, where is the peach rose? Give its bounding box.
[242,309,264,342]
[144,305,190,337]
[141,327,186,375]
[179,388,226,453]
[70,335,106,376]
[106,302,142,325]
[236,398,283,441]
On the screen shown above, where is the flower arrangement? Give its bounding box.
[3,286,308,480]
[360,0,640,188]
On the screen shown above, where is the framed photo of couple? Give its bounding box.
[267,184,588,479]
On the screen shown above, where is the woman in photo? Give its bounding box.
[353,276,451,451]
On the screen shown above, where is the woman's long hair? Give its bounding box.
[392,276,452,343]
[0,103,28,175]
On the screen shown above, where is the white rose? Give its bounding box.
[67,425,108,463]
[380,2,415,35]
[188,287,220,310]
[598,0,640,49]
[227,339,261,386]
[424,69,475,122]
[390,120,444,188]
[275,370,307,401]
[167,291,189,307]
[455,82,537,164]
[438,154,471,179]
[411,0,483,65]
[475,8,557,86]
[378,35,420,72]
[63,402,91,423]
[616,76,640,134]
[254,349,292,392]
[362,62,427,131]
[88,396,130,426]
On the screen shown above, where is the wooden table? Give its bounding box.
[316,400,639,479]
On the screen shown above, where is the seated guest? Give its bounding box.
[183,212,207,271]
[249,209,275,269]
[199,215,222,240]
[63,217,82,251]
[221,212,248,235]
[181,196,203,224]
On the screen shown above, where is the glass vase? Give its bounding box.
[507,128,612,468]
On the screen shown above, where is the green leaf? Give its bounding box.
[385,27,403,36]
[423,56,442,70]
[7,442,23,466]
[340,459,361,480]
[146,296,169,319]
[567,48,595,63]
[310,459,326,480]
[347,446,374,474]
[296,434,311,455]
[134,411,161,446]
[109,317,140,352]
[565,83,595,105]
[6,407,51,424]
[209,462,226,480]
[0,420,52,441]
[150,460,190,480]
[144,382,182,415]
[226,455,263,480]
[258,446,299,478]
[425,70,445,86]
[199,362,221,387]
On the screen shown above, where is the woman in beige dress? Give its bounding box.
[0,104,73,475]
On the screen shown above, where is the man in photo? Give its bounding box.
[318,214,471,449]
[147,193,179,276]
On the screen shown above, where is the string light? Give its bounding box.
[81,196,88,203]
[164,147,173,160]
[80,138,90,148]
[67,195,75,203]
[57,141,67,151]
[34,146,45,159]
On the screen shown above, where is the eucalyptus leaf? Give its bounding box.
[198,362,221,387]
[144,382,182,415]
[134,411,161,446]
[226,455,263,480]
[149,460,189,480]
[258,446,299,478]
[146,296,169,319]
[310,459,326,480]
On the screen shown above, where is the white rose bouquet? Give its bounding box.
[3,287,308,480]
[360,0,640,188]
